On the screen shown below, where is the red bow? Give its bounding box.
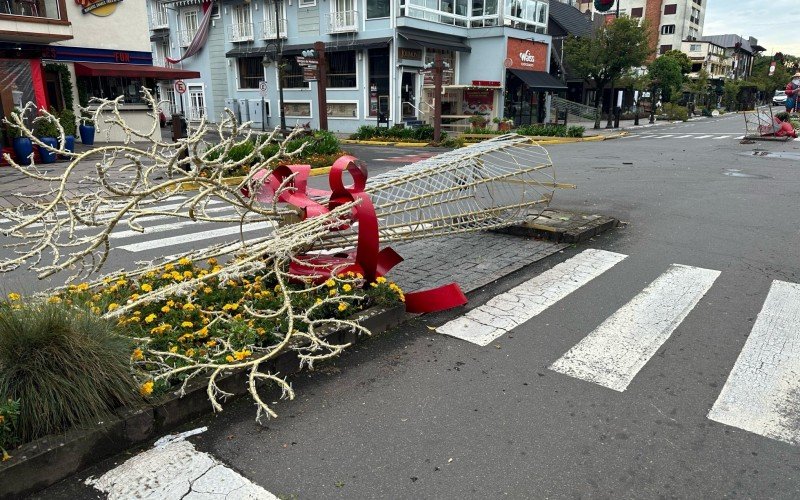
[250,157,467,313]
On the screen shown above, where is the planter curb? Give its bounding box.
[0,304,408,499]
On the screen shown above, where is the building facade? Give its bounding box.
[681,39,728,80]
[147,0,567,132]
[698,34,764,80]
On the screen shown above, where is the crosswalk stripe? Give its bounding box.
[549,264,720,392]
[695,135,714,139]
[109,214,267,240]
[118,221,276,252]
[654,135,675,139]
[707,280,800,446]
[712,135,731,139]
[436,249,627,346]
[674,135,693,139]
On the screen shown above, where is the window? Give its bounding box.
[661,24,675,35]
[327,50,357,88]
[471,0,499,27]
[663,4,677,14]
[630,7,642,17]
[366,0,390,18]
[505,0,548,31]
[298,0,316,7]
[281,56,308,89]
[237,57,263,89]
[660,45,673,55]
[690,44,701,52]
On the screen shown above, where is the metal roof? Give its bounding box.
[548,1,594,38]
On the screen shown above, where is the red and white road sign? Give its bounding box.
[174,80,187,94]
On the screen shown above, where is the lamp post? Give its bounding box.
[273,0,287,132]
[303,43,328,131]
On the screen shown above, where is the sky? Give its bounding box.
[704,0,794,55]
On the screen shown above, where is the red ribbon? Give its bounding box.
[250,157,467,313]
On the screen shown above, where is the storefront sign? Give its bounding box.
[398,48,422,61]
[504,38,547,72]
[303,67,318,82]
[472,80,501,87]
[75,0,123,16]
[421,69,454,86]
[464,89,495,115]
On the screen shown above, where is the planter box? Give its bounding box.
[0,304,408,499]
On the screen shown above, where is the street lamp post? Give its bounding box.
[274,0,287,132]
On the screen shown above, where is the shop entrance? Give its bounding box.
[504,71,543,126]
[401,72,417,121]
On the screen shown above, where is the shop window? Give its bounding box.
[237,57,263,89]
[77,76,155,104]
[630,7,642,17]
[366,0,390,18]
[424,49,456,72]
[298,0,316,7]
[327,51,357,88]
[505,0,548,30]
[285,102,311,117]
[661,24,675,35]
[281,56,308,89]
[663,4,677,14]
[368,47,390,117]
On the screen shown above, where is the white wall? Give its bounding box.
[55,1,150,51]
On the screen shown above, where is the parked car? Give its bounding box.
[773,90,787,107]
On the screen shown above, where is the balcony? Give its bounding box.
[227,22,254,42]
[150,10,169,30]
[326,10,358,33]
[152,57,172,68]
[0,0,73,43]
[260,18,286,39]
[177,28,197,47]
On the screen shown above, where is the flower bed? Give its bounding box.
[349,125,441,142]
[515,124,585,138]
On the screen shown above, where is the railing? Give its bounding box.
[260,18,286,39]
[326,9,358,33]
[152,57,172,68]
[177,28,197,47]
[188,106,207,122]
[150,9,169,29]
[402,2,469,27]
[227,22,254,42]
[551,96,599,122]
[0,0,62,20]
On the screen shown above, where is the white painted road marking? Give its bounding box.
[708,280,800,446]
[87,428,277,499]
[118,221,276,252]
[550,264,720,392]
[436,249,627,346]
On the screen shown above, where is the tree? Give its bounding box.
[687,69,710,110]
[749,53,791,100]
[661,50,692,75]
[564,17,653,129]
[648,55,684,103]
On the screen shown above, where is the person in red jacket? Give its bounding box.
[785,72,800,113]
[775,112,798,138]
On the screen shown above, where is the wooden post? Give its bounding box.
[315,41,328,131]
[433,52,443,143]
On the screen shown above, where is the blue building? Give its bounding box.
[147,0,566,133]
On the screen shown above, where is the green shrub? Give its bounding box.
[307,130,340,155]
[33,114,60,138]
[0,302,140,443]
[662,103,689,122]
[0,398,20,460]
[516,124,569,137]
[349,125,437,142]
[225,141,256,163]
[58,109,77,137]
[566,126,585,138]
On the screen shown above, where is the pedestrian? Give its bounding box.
[774,112,798,138]
[785,72,800,113]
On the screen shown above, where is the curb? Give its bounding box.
[0,304,407,499]
[341,139,430,147]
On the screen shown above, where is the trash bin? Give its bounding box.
[172,113,188,142]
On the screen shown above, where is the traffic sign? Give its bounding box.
[259,80,268,98]
[174,80,187,94]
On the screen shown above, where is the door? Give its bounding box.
[401,72,417,120]
[187,85,205,121]
[182,9,199,46]
[232,4,252,39]
[264,0,286,38]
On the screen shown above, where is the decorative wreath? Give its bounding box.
[594,0,616,12]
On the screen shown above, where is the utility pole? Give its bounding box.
[274,0,287,131]
[433,52,443,143]
[314,41,328,131]
[606,0,621,128]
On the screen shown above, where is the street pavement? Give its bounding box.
[19,113,800,498]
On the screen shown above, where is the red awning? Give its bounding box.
[74,62,200,80]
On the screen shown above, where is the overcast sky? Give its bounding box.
[705,0,794,55]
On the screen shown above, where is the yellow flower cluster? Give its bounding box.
[131,348,144,361]
[150,323,172,335]
[6,292,20,301]
[140,380,154,396]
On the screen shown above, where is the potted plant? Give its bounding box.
[79,110,95,145]
[498,117,513,132]
[58,108,77,156]
[33,113,59,164]
[7,107,33,166]
[470,114,488,130]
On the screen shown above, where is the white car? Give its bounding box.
[773,90,787,106]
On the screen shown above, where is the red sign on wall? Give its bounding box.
[504,38,548,72]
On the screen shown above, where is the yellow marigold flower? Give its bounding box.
[274,284,282,292]
[201,316,210,325]
[7,292,20,301]
[233,350,252,360]
[107,303,119,312]
[131,348,144,361]
[92,294,102,302]
[47,296,62,304]
[181,321,194,328]
[1,449,10,462]
[338,302,348,312]
[129,293,140,301]
[212,265,222,273]
[161,273,171,280]
[139,381,154,397]
[376,276,387,284]
[185,348,196,357]
[178,257,192,266]
[203,287,213,294]
[164,263,175,271]
[325,279,336,288]
[315,298,323,304]
[103,277,112,285]
[133,310,141,316]
[329,289,337,296]
[206,340,217,348]
[167,300,175,307]
[347,271,355,278]
[145,272,156,279]
[183,271,193,279]
[197,327,209,338]
[228,279,238,287]
[183,303,195,311]
[254,292,263,300]
[77,282,89,291]
[226,355,235,363]
[169,346,178,353]
[256,328,266,336]
[342,284,352,292]
[161,305,171,313]
[171,271,183,281]
[233,313,243,320]
[91,306,101,315]
[222,303,238,311]
[140,283,152,292]
[207,257,218,266]
[356,273,363,279]
[370,282,378,288]
[145,313,157,324]
[116,279,127,286]
[127,316,140,323]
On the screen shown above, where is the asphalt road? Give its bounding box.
[24,115,800,498]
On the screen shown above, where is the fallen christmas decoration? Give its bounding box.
[0,89,571,436]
